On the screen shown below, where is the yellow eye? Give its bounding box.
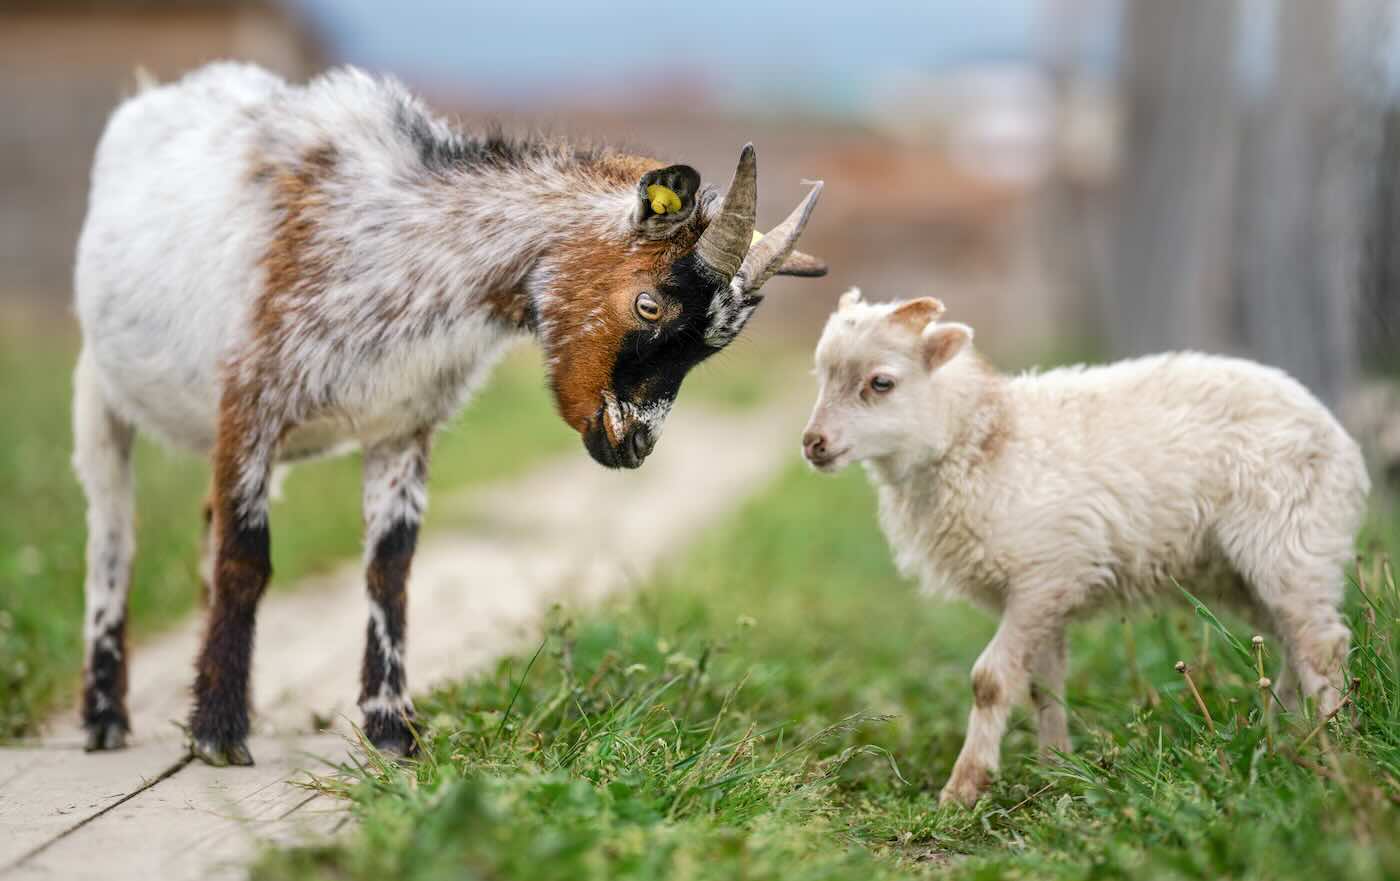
[635,292,662,322]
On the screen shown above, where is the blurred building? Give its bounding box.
[0,0,326,304]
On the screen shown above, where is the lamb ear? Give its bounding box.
[921,322,973,372]
[890,297,946,331]
[631,164,701,238]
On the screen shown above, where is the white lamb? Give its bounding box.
[801,289,1370,807]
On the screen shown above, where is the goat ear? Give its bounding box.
[774,247,828,277]
[921,322,973,372]
[632,164,701,238]
[890,297,945,331]
[837,287,863,310]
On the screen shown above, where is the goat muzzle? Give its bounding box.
[582,418,655,470]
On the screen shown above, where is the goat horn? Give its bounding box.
[694,144,758,280]
[733,180,823,293]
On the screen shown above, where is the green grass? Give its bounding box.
[255,466,1400,881]
[0,317,785,740]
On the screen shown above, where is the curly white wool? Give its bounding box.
[804,289,1370,806]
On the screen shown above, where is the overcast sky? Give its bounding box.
[295,1,1400,112]
[295,0,1102,110]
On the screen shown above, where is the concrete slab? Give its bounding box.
[5,736,350,881]
[0,743,188,868]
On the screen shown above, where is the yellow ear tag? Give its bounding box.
[646,184,682,215]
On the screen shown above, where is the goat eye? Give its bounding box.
[635,292,662,322]
[870,375,895,394]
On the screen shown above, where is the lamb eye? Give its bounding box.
[635,292,662,322]
[870,375,895,394]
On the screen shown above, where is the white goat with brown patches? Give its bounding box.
[73,62,826,765]
[803,289,1369,807]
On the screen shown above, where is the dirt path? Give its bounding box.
[0,401,803,880]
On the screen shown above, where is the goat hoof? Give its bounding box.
[226,741,255,766]
[372,734,416,760]
[190,738,255,767]
[364,711,418,759]
[83,720,129,752]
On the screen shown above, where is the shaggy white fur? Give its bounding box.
[803,289,1370,807]
[69,61,827,764]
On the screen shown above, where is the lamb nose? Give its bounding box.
[803,431,827,459]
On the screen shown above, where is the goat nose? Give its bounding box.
[802,430,827,460]
[629,426,655,461]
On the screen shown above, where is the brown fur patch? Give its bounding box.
[254,143,340,348]
[361,516,417,701]
[890,297,946,331]
[481,281,534,330]
[588,152,666,188]
[978,425,1008,460]
[211,379,275,521]
[978,403,1010,462]
[971,667,1002,708]
[923,324,971,371]
[542,234,674,438]
[224,143,344,450]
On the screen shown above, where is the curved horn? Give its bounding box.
[694,144,758,280]
[734,180,823,293]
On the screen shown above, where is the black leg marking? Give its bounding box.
[188,511,270,767]
[74,356,136,753]
[360,518,419,757]
[82,614,129,751]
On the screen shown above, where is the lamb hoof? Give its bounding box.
[83,720,128,752]
[938,783,982,809]
[190,738,255,767]
[939,767,990,808]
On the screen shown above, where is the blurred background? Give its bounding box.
[3,0,1400,505]
[3,0,1399,451]
[1,0,1399,738]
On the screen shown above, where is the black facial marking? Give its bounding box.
[609,253,727,413]
[583,422,626,469]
